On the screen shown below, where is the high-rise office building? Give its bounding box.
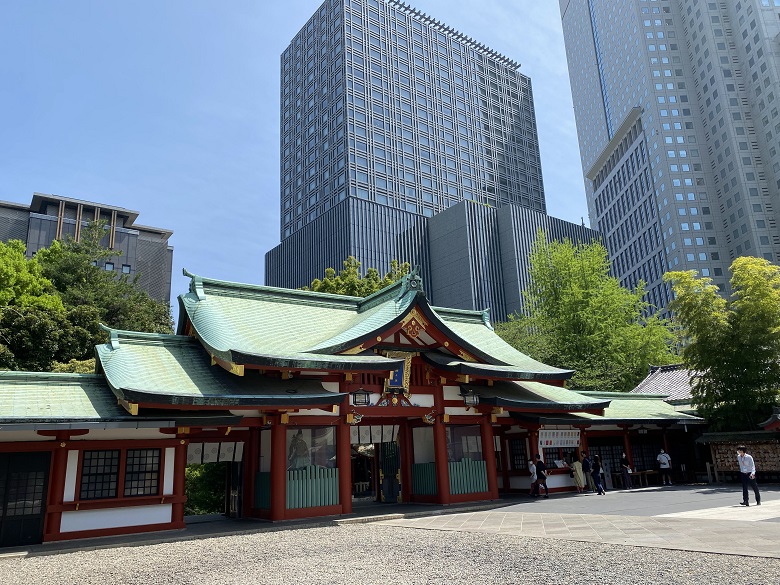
[266,0,547,289]
[560,0,780,310]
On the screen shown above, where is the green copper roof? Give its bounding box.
[0,372,130,423]
[463,381,609,411]
[539,391,705,424]
[178,270,572,380]
[96,329,345,407]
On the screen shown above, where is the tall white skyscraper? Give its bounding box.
[560,0,780,310]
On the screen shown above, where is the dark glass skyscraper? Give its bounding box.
[266,0,547,289]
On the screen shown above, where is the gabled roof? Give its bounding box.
[629,364,693,402]
[462,381,609,411]
[95,328,345,407]
[178,270,572,381]
[568,391,704,424]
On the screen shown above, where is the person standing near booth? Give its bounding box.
[737,446,761,507]
[657,449,672,485]
[581,451,595,493]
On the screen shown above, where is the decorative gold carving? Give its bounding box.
[399,307,429,339]
[344,373,353,382]
[491,414,498,423]
[456,374,470,384]
[281,371,293,380]
[376,336,382,342]
[457,349,477,362]
[342,344,367,355]
[492,407,504,415]
[177,426,190,435]
[443,414,450,423]
[444,341,449,347]
[280,413,289,424]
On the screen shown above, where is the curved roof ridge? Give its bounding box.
[182,269,363,307]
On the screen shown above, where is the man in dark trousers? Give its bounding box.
[581,451,595,493]
[737,446,761,506]
[534,454,549,498]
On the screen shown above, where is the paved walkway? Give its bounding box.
[378,486,780,558]
[1,485,777,560]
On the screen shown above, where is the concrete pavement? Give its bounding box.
[378,485,780,558]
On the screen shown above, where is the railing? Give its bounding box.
[255,472,271,509]
[448,458,488,495]
[411,462,437,495]
[286,465,339,509]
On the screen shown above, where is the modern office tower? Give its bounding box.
[427,201,598,320]
[0,193,174,303]
[266,0,546,290]
[560,0,780,311]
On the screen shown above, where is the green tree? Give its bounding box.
[496,231,677,391]
[305,256,410,297]
[0,240,81,371]
[665,257,780,431]
[35,221,173,339]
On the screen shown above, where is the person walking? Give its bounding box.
[591,454,605,495]
[528,458,538,496]
[570,452,585,493]
[737,446,761,507]
[581,451,596,493]
[657,449,672,485]
[534,454,549,498]
[620,452,633,490]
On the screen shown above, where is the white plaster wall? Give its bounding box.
[442,385,461,400]
[295,408,339,416]
[60,504,173,533]
[412,427,435,463]
[0,431,52,442]
[163,447,175,495]
[409,394,434,408]
[229,410,261,417]
[77,429,167,441]
[321,381,340,393]
[63,450,79,502]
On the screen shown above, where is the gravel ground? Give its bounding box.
[1,524,777,585]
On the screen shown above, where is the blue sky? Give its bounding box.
[0,1,587,322]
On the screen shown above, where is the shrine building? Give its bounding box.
[0,270,702,547]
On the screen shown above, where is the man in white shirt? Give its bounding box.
[657,449,672,485]
[737,446,761,507]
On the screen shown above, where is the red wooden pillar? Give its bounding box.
[499,434,510,493]
[433,385,451,504]
[528,425,540,460]
[662,429,670,454]
[337,417,352,515]
[480,416,499,499]
[43,442,68,540]
[270,418,287,521]
[172,439,188,526]
[433,419,451,504]
[243,427,260,517]
[578,427,589,455]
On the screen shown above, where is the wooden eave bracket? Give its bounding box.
[119,399,139,416]
[210,354,245,376]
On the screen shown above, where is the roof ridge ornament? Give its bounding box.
[183,268,206,301]
[396,265,424,301]
[481,308,494,331]
[99,323,121,350]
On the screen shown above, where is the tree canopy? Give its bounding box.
[496,232,678,391]
[305,256,410,297]
[665,256,780,431]
[0,221,172,372]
